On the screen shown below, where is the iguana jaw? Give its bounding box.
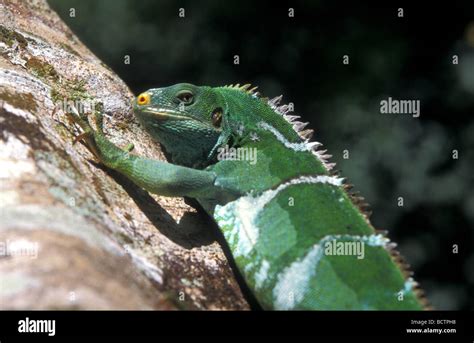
[137,106,213,127]
[139,107,189,121]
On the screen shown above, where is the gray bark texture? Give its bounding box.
[0,0,248,310]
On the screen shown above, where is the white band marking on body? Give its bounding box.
[215,175,343,257]
[273,233,391,309]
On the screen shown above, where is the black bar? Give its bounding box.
[0,311,470,338]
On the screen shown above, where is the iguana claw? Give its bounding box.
[68,106,135,168]
[67,106,107,161]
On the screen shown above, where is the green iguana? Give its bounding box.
[69,83,428,310]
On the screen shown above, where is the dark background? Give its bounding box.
[48,0,474,310]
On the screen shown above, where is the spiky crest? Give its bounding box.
[225,84,339,172]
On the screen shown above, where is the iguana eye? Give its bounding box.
[211,107,223,128]
[137,93,150,106]
[176,90,194,105]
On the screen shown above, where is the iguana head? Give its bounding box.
[134,82,304,169]
[134,83,226,168]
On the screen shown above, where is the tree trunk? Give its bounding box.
[0,0,248,310]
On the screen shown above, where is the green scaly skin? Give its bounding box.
[70,83,427,310]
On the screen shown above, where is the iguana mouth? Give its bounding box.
[140,107,189,121]
[139,107,212,126]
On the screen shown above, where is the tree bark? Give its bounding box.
[0,0,248,310]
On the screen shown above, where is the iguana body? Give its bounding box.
[70,83,426,310]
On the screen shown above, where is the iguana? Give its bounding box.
[69,83,428,310]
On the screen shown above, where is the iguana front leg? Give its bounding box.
[69,109,221,199]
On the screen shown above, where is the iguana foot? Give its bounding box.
[67,107,129,168]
